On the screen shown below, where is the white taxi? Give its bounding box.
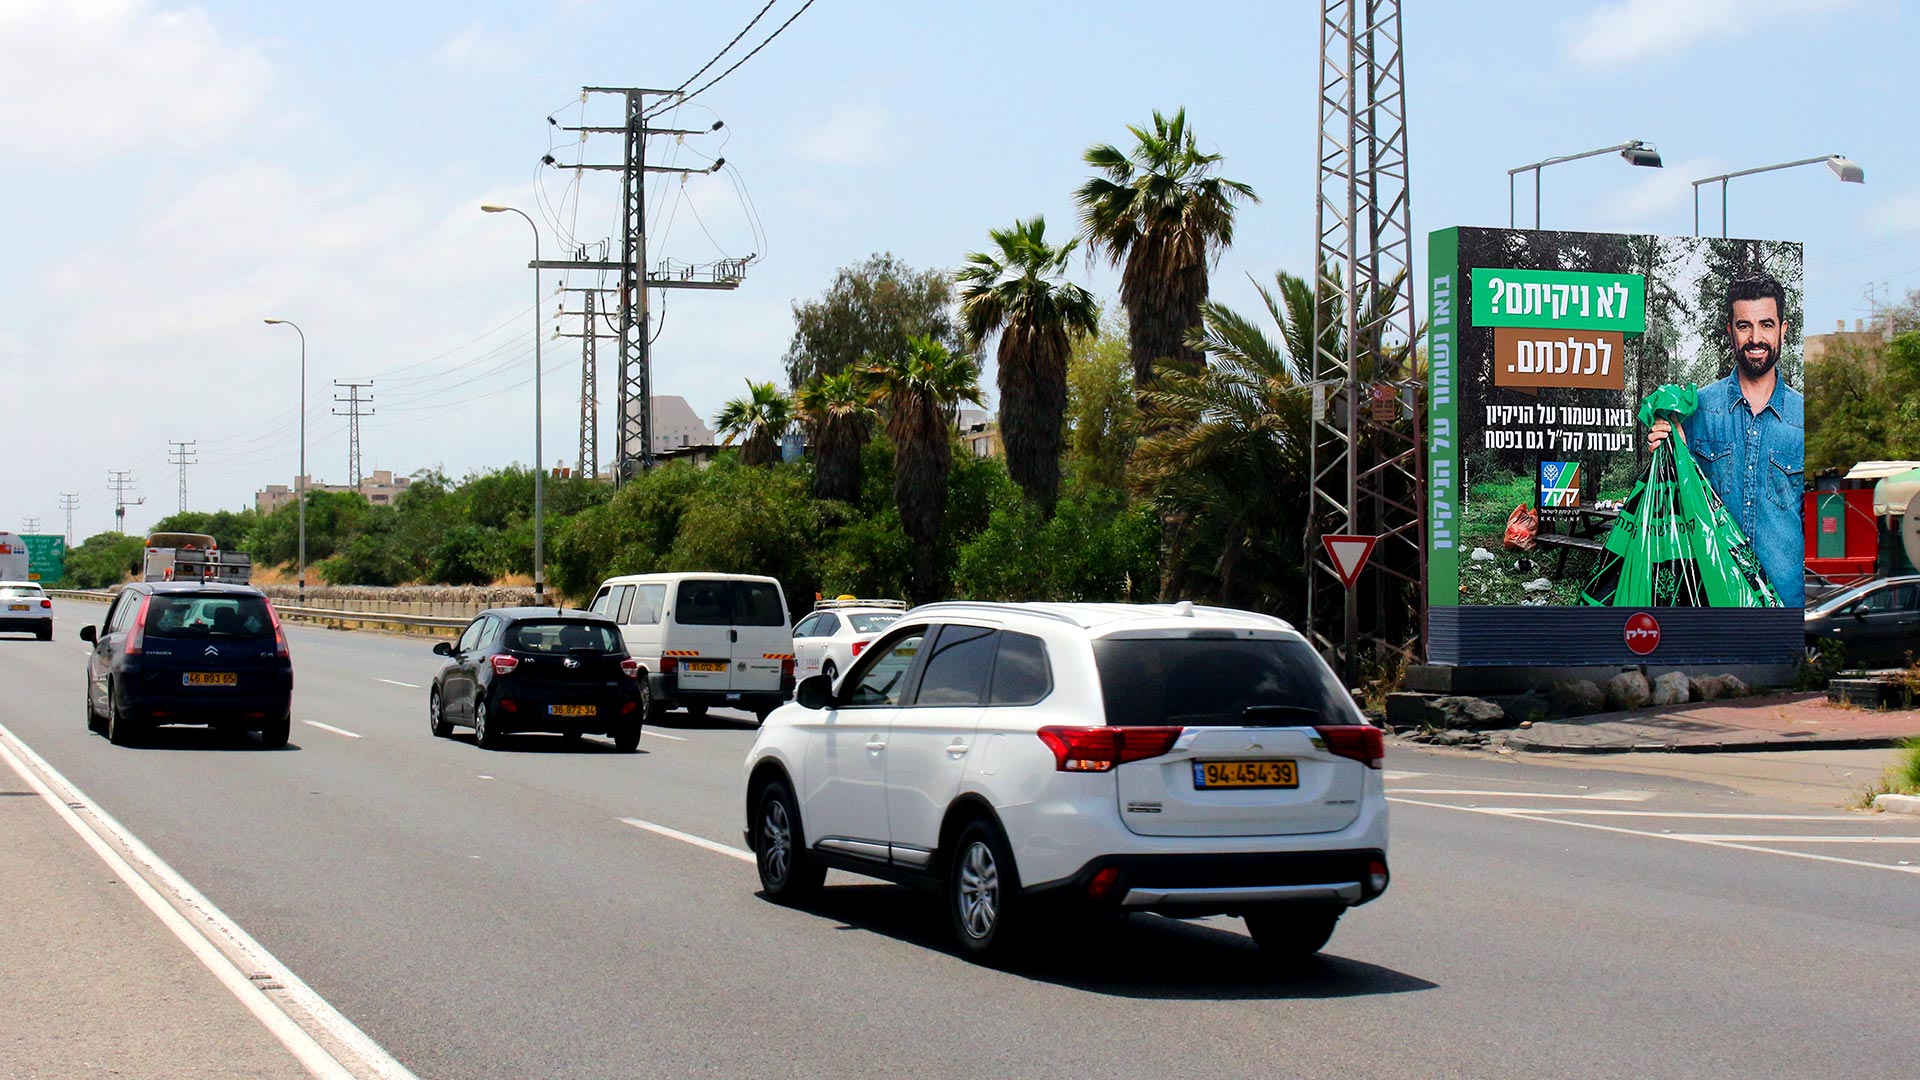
[791,598,906,687]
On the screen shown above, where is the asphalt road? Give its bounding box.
[3,598,1918,1080]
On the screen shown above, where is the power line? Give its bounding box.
[650,0,818,115]
[666,0,779,98]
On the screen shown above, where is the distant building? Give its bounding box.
[962,416,1002,459]
[647,396,717,454]
[256,469,412,514]
[1805,317,1891,366]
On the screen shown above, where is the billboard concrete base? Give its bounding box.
[1406,662,1797,697]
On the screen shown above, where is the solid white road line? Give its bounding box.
[620,818,754,863]
[1664,834,1920,844]
[1390,796,1920,876]
[1507,809,1868,821]
[1389,787,1654,801]
[302,720,363,739]
[0,724,419,1080]
[1382,770,1425,780]
[374,679,420,689]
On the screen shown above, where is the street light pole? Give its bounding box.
[1691,155,1865,237]
[262,318,307,604]
[481,204,546,606]
[1507,140,1663,229]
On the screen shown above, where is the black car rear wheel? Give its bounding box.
[474,698,503,750]
[683,703,707,719]
[106,682,140,747]
[613,720,641,752]
[428,687,454,738]
[259,713,290,749]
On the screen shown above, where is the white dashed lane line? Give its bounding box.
[644,730,687,742]
[301,720,363,739]
[621,818,753,863]
[374,678,420,689]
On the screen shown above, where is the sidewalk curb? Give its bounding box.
[1873,793,1920,815]
[1504,733,1913,756]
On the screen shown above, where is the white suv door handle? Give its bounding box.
[865,738,887,751]
[946,741,970,756]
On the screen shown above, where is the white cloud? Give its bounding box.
[0,0,271,160]
[435,20,517,67]
[792,103,891,166]
[1564,0,1855,68]
[1588,156,1722,231]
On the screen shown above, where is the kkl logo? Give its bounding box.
[1623,613,1661,656]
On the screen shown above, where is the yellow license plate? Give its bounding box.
[1193,760,1298,789]
[548,704,595,717]
[686,660,727,672]
[184,672,237,687]
[7,604,27,611]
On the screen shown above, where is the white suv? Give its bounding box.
[743,602,1390,961]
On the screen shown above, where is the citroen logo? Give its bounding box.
[204,645,219,656]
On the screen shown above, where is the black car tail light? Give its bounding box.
[490,655,520,676]
[124,596,153,655]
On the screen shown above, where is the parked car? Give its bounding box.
[743,601,1390,962]
[588,573,795,724]
[0,581,54,640]
[791,598,906,687]
[1804,574,1920,670]
[81,582,293,747]
[429,608,645,750]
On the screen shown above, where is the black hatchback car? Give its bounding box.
[1804,574,1920,670]
[429,608,645,751]
[81,582,294,747]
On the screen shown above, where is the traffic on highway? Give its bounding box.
[4,593,1918,1079]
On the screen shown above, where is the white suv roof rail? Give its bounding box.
[813,598,907,611]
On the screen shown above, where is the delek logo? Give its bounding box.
[1623,612,1661,655]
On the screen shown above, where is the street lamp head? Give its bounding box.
[710,120,725,131]
[1620,141,1663,169]
[1827,155,1865,184]
[264,318,286,325]
[480,204,511,213]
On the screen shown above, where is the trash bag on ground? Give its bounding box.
[1503,505,1538,551]
[1579,383,1782,608]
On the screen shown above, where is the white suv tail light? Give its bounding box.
[1037,726,1183,772]
[1315,725,1384,769]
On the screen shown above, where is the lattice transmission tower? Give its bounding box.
[1307,0,1426,682]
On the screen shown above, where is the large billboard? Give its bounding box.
[1427,227,1805,665]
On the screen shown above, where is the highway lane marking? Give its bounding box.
[1390,796,1920,876]
[1389,787,1654,801]
[1504,809,1866,821]
[374,678,420,689]
[1382,770,1425,780]
[621,818,754,863]
[302,720,363,739]
[644,730,687,742]
[1661,834,1920,844]
[0,723,420,1080]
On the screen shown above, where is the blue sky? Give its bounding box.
[2,0,1912,539]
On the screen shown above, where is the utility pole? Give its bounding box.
[1307,0,1425,682]
[556,282,621,477]
[59,493,79,546]
[167,439,197,513]
[21,517,39,534]
[332,381,375,488]
[550,88,743,483]
[107,470,145,535]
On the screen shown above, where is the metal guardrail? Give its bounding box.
[44,588,466,631]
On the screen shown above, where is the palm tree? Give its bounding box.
[1075,108,1258,386]
[713,380,792,467]
[1134,272,1314,611]
[957,216,1099,517]
[793,370,872,502]
[863,335,983,601]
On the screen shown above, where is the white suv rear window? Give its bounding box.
[1092,636,1349,727]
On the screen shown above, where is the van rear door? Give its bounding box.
[725,578,790,694]
[669,579,735,695]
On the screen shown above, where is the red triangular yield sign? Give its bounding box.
[1321,534,1378,589]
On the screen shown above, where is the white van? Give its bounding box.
[588,572,795,723]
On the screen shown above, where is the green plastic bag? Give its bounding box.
[1579,383,1782,608]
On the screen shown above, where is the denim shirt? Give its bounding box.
[1680,372,1805,606]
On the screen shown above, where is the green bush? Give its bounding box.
[60,532,145,589]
